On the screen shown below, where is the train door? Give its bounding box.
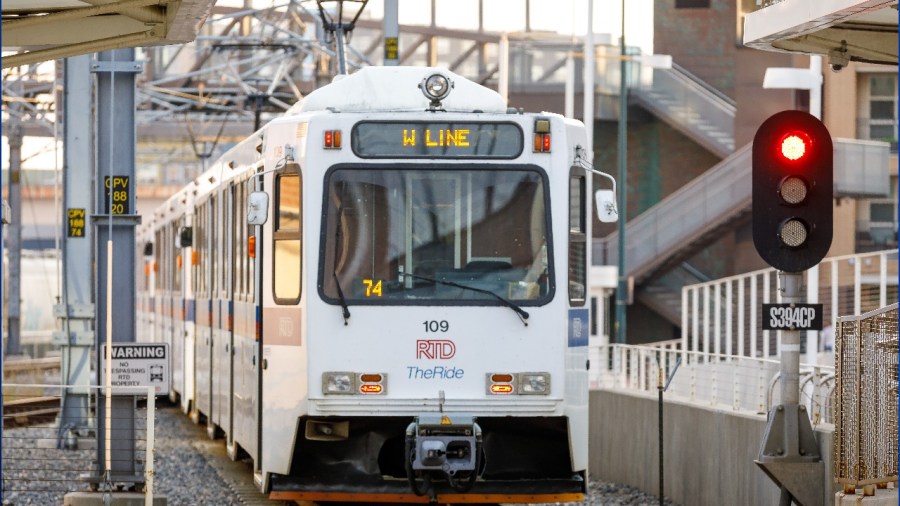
[232,176,259,463]
[212,185,235,439]
[259,165,304,488]
[194,198,213,424]
[172,217,185,402]
[206,194,218,434]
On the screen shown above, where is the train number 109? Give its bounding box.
[423,320,449,333]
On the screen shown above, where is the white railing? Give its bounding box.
[681,249,898,365]
[590,344,835,425]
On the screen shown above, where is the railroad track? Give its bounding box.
[2,396,61,428]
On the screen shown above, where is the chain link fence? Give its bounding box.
[833,303,898,494]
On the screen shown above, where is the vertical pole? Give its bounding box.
[780,271,802,406]
[145,386,155,506]
[805,265,819,363]
[583,0,594,156]
[335,27,348,75]
[56,54,95,440]
[658,367,664,506]
[93,48,141,484]
[6,87,23,357]
[383,0,399,66]
[564,55,575,119]
[809,56,822,120]
[498,34,509,104]
[615,0,628,344]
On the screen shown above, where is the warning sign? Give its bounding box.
[101,343,169,395]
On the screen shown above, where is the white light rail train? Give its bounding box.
[136,66,617,504]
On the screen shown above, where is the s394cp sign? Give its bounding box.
[762,303,824,331]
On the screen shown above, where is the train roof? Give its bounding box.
[289,66,507,115]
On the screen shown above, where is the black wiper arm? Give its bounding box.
[401,271,529,326]
[333,271,351,325]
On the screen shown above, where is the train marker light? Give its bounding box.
[752,110,833,273]
[324,130,342,149]
[490,384,514,394]
[533,118,551,153]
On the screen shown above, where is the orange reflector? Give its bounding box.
[490,384,513,394]
[491,374,514,383]
[191,251,199,266]
[333,130,342,148]
[533,133,543,152]
[360,384,383,394]
[153,261,158,273]
[177,254,183,269]
[248,235,256,258]
[144,263,150,277]
[360,374,382,383]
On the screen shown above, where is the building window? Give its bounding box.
[860,73,897,151]
[858,176,898,251]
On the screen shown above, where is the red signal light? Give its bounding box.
[779,132,810,161]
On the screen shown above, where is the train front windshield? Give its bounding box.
[320,168,553,305]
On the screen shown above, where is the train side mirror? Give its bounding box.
[248,191,269,226]
[176,226,193,248]
[595,189,618,223]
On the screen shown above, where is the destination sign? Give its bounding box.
[352,122,523,159]
[762,303,824,331]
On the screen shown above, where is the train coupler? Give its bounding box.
[405,414,482,496]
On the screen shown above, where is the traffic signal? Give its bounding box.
[752,110,833,273]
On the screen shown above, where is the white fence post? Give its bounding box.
[145,387,155,506]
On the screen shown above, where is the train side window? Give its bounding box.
[235,182,244,299]
[273,171,301,304]
[210,196,218,295]
[568,168,587,306]
[173,220,182,292]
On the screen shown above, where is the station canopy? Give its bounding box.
[743,0,898,66]
[2,0,216,69]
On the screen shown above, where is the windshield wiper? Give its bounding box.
[333,271,351,325]
[401,271,529,326]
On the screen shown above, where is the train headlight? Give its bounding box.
[322,372,355,394]
[420,73,454,110]
[518,373,550,395]
[486,372,551,395]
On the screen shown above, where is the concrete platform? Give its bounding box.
[63,492,166,505]
[836,489,898,505]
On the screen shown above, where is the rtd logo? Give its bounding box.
[416,339,456,360]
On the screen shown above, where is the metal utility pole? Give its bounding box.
[6,88,23,357]
[91,48,142,486]
[54,54,95,445]
[383,0,399,66]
